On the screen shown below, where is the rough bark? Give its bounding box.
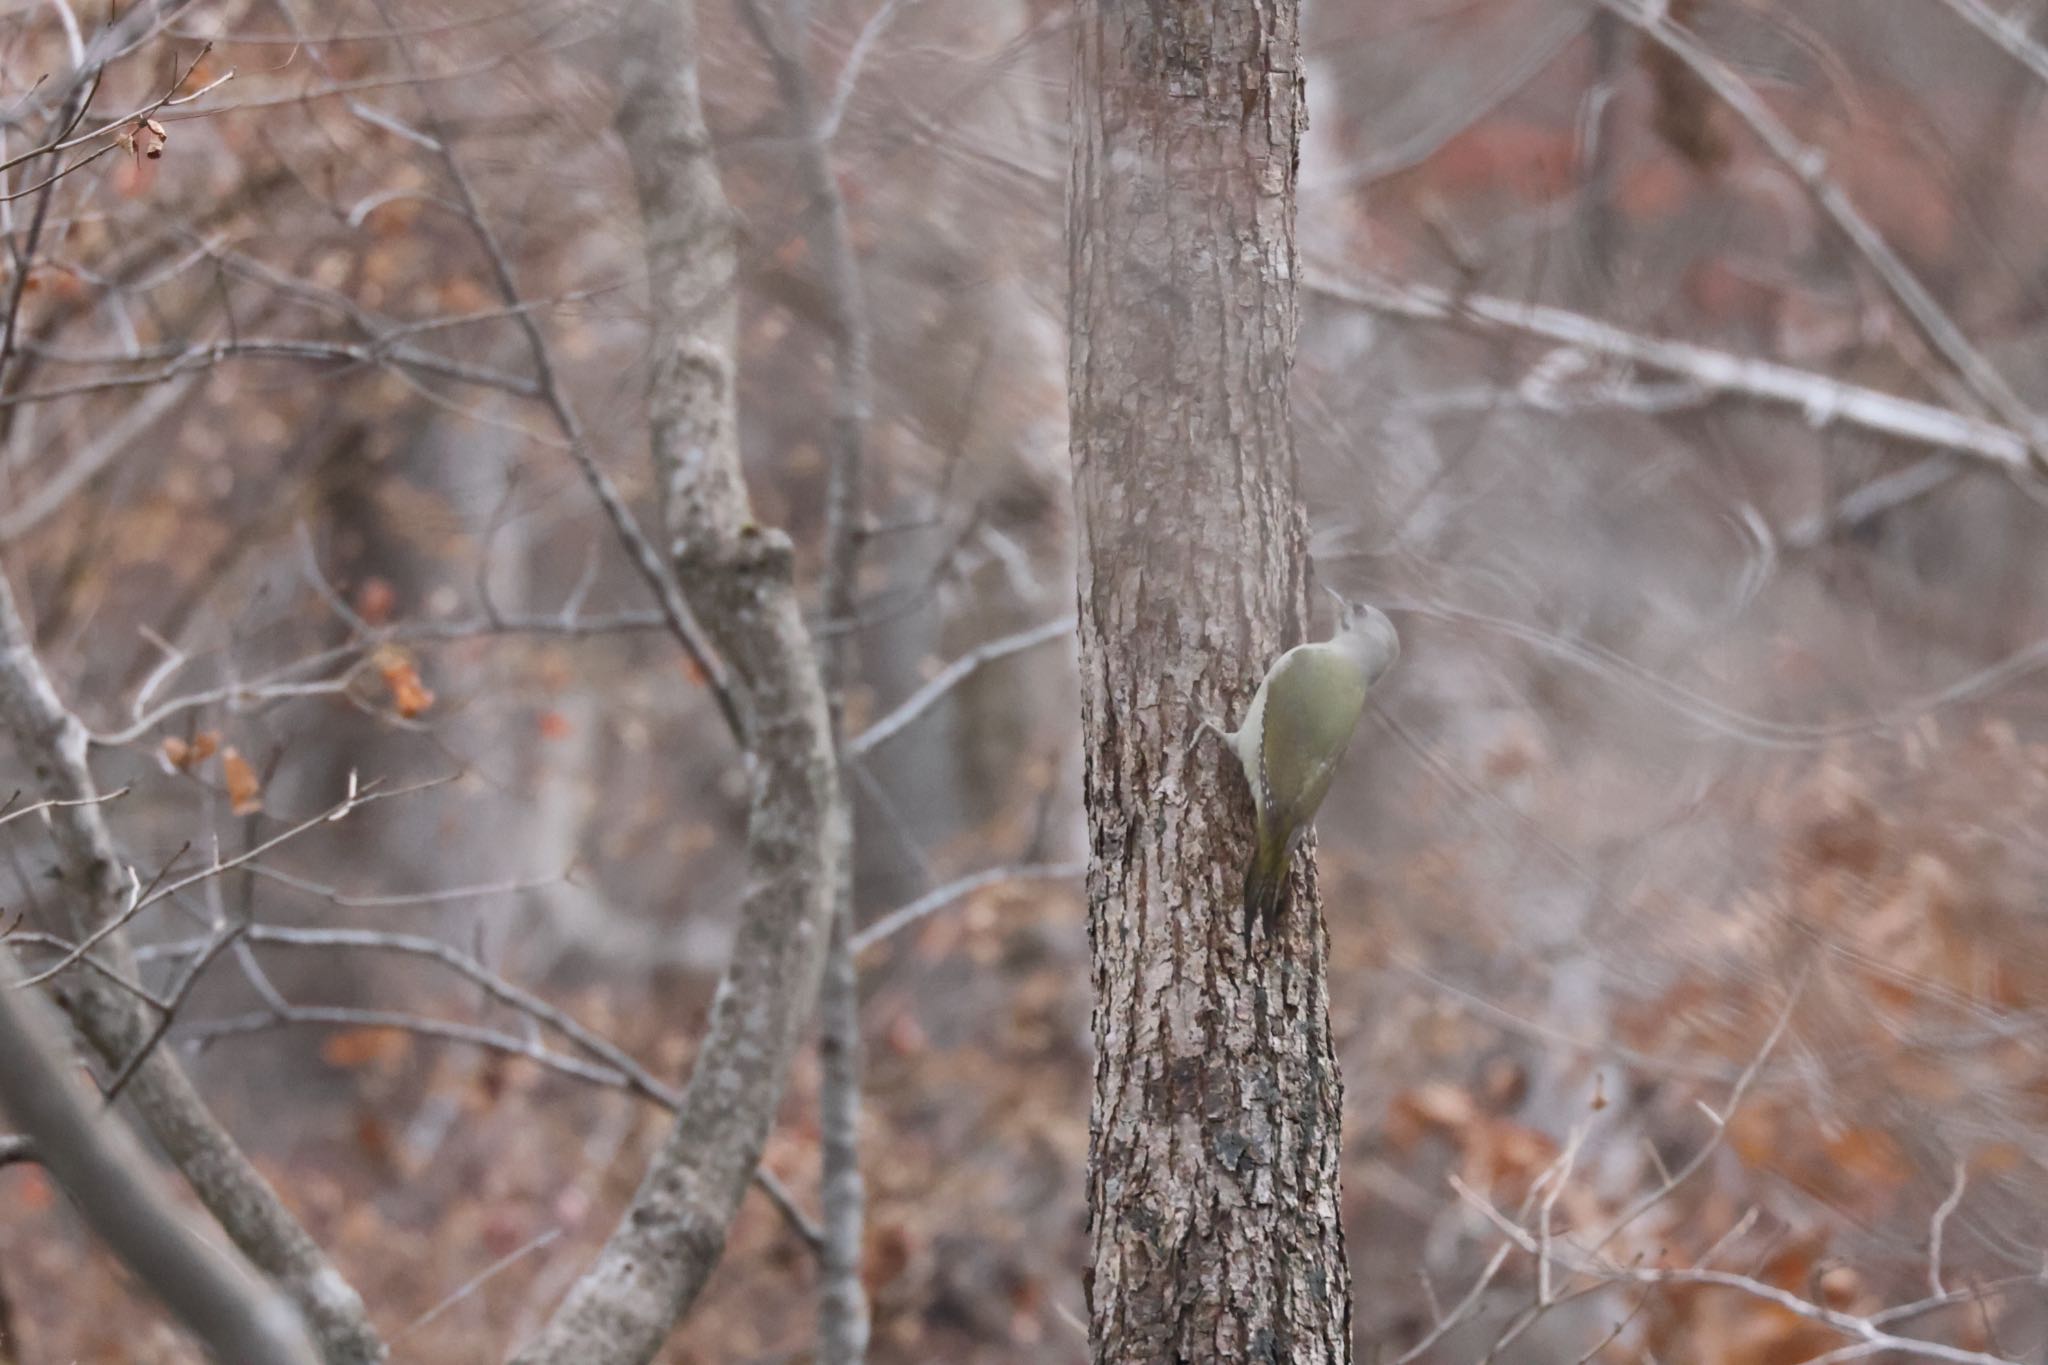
[0,572,386,1365]
[1069,4,1354,1363]
[506,0,845,1359]
[737,2,876,1357]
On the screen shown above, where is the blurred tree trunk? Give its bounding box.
[1069,4,1353,1363]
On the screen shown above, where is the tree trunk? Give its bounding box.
[1068,3,1353,1363]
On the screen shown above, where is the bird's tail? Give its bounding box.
[1241,837,1292,949]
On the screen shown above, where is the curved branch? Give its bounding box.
[507,1,846,1359]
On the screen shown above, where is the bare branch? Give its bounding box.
[184,1003,642,1091]
[751,1167,826,1252]
[847,615,1075,758]
[734,0,878,1352]
[0,945,318,1364]
[1453,1180,2027,1365]
[1943,0,2048,91]
[850,862,1086,955]
[508,0,849,1354]
[214,924,682,1106]
[0,568,385,1363]
[17,779,416,990]
[820,0,905,143]
[1306,271,2036,475]
[1597,0,2048,464]
[0,787,127,830]
[0,336,545,413]
[0,372,199,542]
[239,863,567,911]
[1784,454,1965,549]
[333,0,747,749]
[1384,596,2048,748]
[401,1228,563,1341]
[136,920,825,1254]
[1929,1157,1969,1298]
[1585,972,1805,1257]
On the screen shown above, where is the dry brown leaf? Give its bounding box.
[220,746,262,815]
[117,116,167,162]
[373,646,435,719]
[160,729,220,772]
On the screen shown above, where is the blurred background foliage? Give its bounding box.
[6,0,2048,1360]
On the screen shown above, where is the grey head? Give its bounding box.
[1321,584,1400,682]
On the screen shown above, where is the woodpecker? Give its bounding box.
[1201,590,1400,946]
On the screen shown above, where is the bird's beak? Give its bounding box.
[1320,582,1347,611]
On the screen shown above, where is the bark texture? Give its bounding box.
[1069,3,1353,1362]
[0,572,385,1365]
[739,3,877,1357]
[0,945,318,1365]
[508,0,845,1359]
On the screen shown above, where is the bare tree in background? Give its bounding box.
[20,0,2048,1361]
[1069,2,1353,1360]
[508,0,844,1357]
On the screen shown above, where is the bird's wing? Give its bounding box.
[1256,646,1369,847]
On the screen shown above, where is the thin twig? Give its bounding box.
[346,0,746,747]
[18,779,418,989]
[1453,1183,2026,1365]
[1586,971,1806,1258]
[1307,271,2035,475]
[400,1228,562,1339]
[1928,1157,1969,1297]
[1596,0,2048,464]
[847,615,1075,757]
[0,336,543,412]
[205,924,682,1106]
[850,861,1086,954]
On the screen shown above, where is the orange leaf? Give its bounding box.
[320,1027,412,1071]
[373,647,435,719]
[220,746,262,815]
[160,728,221,772]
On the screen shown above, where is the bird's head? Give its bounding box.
[1322,585,1400,679]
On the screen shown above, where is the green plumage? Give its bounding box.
[1234,642,1373,941]
[1212,595,1398,950]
